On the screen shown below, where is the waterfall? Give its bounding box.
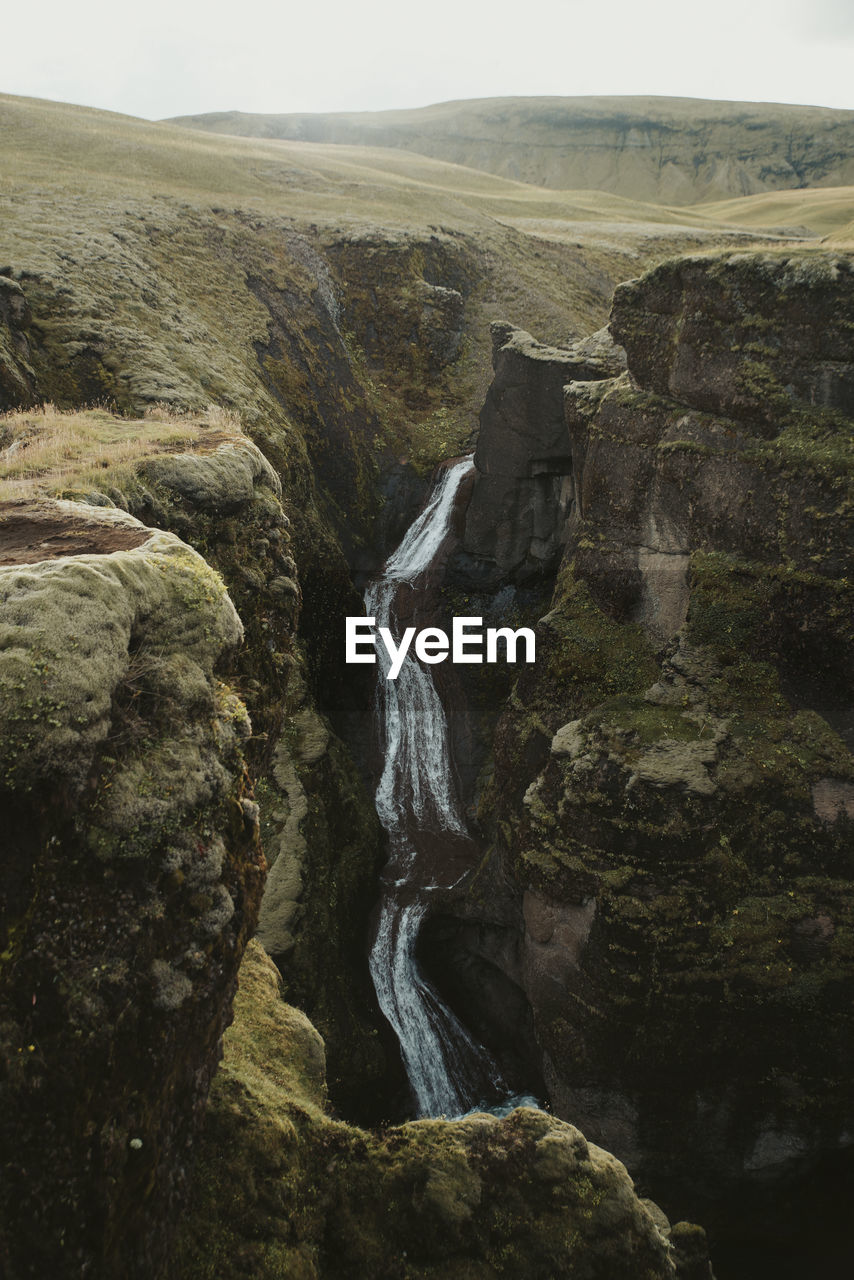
[366,458,503,1117]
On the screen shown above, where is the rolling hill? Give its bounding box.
[167,95,854,205]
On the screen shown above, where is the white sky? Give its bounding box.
[3,0,853,120]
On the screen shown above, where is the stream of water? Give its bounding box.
[365,458,506,1117]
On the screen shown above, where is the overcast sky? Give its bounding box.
[3,0,853,120]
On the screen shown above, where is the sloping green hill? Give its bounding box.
[167,95,854,205]
[0,92,746,234]
[696,184,854,239]
[3,88,848,494]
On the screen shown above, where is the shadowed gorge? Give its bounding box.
[1,86,853,1280]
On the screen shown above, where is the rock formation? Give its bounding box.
[174,939,711,1280]
[0,500,264,1278]
[460,322,625,584]
[0,474,714,1279]
[610,252,854,427]
[441,250,854,1243]
[7,90,852,1275]
[105,421,387,1115]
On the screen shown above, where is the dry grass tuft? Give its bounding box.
[0,403,241,500]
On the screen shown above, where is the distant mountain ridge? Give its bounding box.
[166,95,854,206]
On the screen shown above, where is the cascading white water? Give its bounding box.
[366,463,470,841]
[366,458,504,1117]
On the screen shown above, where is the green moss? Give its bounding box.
[0,503,263,1279]
[591,695,702,746]
[686,550,854,682]
[684,552,768,660]
[733,357,791,413]
[750,405,854,480]
[271,710,388,1117]
[174,942,695,1280]
[543,563,660,708]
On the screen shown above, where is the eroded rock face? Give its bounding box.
[508,629,854,1186]
[0,275,37,409]
[0,502,264,1279]
[451,250,854,1237]
[459,322,624,583]
[561,365,853,647]
[610,252,854,430]
[129,432,300,751]
[253,664,386,1117]
[175,940,712,1280]
[325,229,474,413]
[123,430,387,1117]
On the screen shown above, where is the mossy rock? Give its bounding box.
[610,251,854,429]
[0,501,264,1279]
[175,941,708,1280]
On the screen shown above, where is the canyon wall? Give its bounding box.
[0,437,712,1280]
[444,250,854,1240]
[459,322,625,585]
[5,102,846,1272]
[0,184,719,1275]
[174,938,710,1280]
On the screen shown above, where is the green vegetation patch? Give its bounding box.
[686,549,854,685]
[588,694,704,749]
[543,563,660,709]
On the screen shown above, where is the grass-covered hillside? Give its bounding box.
[167,94,854,205]
[3,90,807,530]
[3,90,850,613]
